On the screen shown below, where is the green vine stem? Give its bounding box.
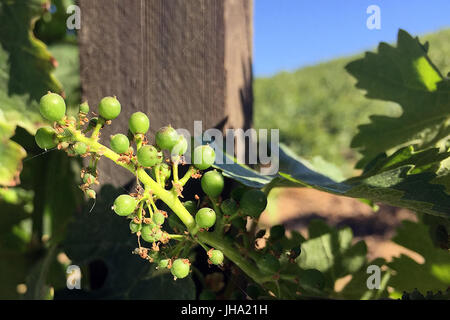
[90,117,105,140]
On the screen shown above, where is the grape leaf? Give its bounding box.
[295,220,367,289]
[346,29,450,168]
[0,0,63,186]
[387,221,450,295]
[0,120,26,186]
[214,141,450,218]
[337,258,390,300]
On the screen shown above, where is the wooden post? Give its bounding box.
[78,0,253,186]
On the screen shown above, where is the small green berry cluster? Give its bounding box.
[34,91,301,290]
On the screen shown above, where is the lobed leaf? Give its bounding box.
[346,29,450,168]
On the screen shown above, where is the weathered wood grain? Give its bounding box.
[78,0,253,186]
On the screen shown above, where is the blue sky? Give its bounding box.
[254,0,450,77]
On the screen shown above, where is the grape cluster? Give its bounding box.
[35,92,295,285]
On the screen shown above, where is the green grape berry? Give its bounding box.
[129,112,150,134]
[137,145,162,167]
[98,96,121,120]
[209,249,224,265]
[85,189,96,199]
[110,134,130,154]
[171,258,190,279]
[83,173,96,185]
[171,135,188,157]
[129,220,142,233]
[193,145,215,170]
[73,142,88,155]
[258,254,280,274]
[79,101,89,114]
[35,127,57,150]
[153,210,166,225]
[195,207,216,229]
[156,126,179,150]
[158,259,170,269]
[141,223,163,243]
[39,92,66,121]
[270,225,285,241]
[183,201,197,215]
[201,170,224,198]
[113,194,137,216]
[239,189,267,218]
[221,198,238,216]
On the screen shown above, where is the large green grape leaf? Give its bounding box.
[0,0,63,186]
[214,142,450,218]
[387,221,450,295]
[0,187,32,299]
[59,185,196,300]
[295,220,367,290]
[0,120,26,186]
[346,29,450,168]
[337,258,390,300]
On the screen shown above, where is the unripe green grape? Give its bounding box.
[183,200,197,215]
[239,189,267,218]
[137,145,162,167]
[170,135,188,156]
[270,225,285,241]
[209,249,224,265]
[129,112,150,134]
[98,96,121,120]
[82,173,96,185]
[73,142,88,155]
[79,101,89,114]
[110,133,130,154]
[193,145,215,170]
[195,207,216,229]
[39,92,66,121]
[113,194,137,216]
[156,126,179,150]
[171,258,190,279]
[153,210,166,225]
[35,127,57,150]
[129,220,142,233]
[201,170,224,198]
[158,259,170,269]
[141,223,163,243]
[85,189,96,199]
[258,254,280,274]
[221,198,238,216]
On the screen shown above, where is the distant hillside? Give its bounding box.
[254,28,450,176]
